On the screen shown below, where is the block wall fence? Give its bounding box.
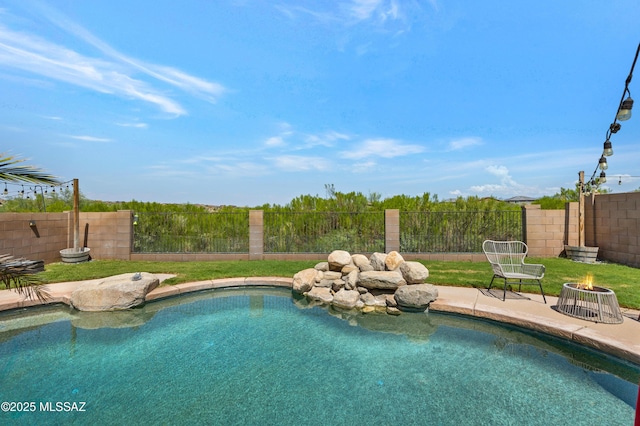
[1,192,639,268]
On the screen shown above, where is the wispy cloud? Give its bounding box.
[116,122,148,129]
[263,124,349,150]
[341,138,424,159]
[277,0,410,26]
[469,165,526,195]
[347,0,399,22]
[0,23,186,116]
[265,136,286,147]
[0,4,226,116]
[303,130,350,147]
[68,135,112,142]
[263,122,293,147]
[352,160,377,172]
[271,155,331,171]
[448,137,482,151]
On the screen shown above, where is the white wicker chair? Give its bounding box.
[482,240,546,303]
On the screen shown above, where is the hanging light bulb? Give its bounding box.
[52,186,56,193]
[603,139,613,156]
[619,176,622,185]
[599,171,607,183]
[3,184,7,195]
[598,155,608,170]
[609,122,621,134]
[616,96,633,121]
[20,185,24,195]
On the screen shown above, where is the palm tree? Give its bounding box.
[1,153,61,301]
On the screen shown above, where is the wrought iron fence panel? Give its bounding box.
[132,212,249,253]
[263,211,385,253]
[400,210,522,253]
[132,210,520,254]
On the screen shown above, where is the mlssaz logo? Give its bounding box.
[39,402,87,412]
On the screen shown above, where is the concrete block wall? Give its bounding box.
[385,209,400,253]
[587,192,640,268]
[79,210,132,260]
[249,210,264,260]
[522,204,577,257]
[0,212,68,264]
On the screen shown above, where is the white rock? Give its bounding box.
[399,261,429,284]
[328,250,352,271]
[385,251,405,270]
[293,268,319,293]
[71,273,159,312]
[333,289,360,309]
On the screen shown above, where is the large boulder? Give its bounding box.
[328,250,352,271]
[70,273,159,312]
[306,286,333,304]
[314,262,329,272]
[358,271,406,290]
[369,252,387,271]
[360,292,388,307]
[385,251,405,271]
[394,284,439,311]
[399,261,429,284]
[345,269,359,290]
[332,289,360,310]
[352,254,373,271]
[293,268,319,293]
[322,271,342,280]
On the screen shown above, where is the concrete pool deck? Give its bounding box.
[1,276,639,365]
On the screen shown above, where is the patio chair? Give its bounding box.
[482,240,546,304]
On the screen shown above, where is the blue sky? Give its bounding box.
[1,0,639,206]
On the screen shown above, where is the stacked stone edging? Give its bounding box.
[293,250,438,315]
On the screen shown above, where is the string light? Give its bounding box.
[0,180,74,199]
[588,42,639,187]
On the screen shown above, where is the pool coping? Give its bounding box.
[1,276,639,365]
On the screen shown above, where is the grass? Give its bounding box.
[14,258,640,310]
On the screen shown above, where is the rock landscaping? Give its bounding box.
[293,250,438,315]
[70,272,159,312]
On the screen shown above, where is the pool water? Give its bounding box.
[0,288,638,425]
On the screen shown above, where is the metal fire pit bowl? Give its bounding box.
[556,283,623,324]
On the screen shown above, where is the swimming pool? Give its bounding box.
[0,287,638,425]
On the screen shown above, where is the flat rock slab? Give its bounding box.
[358,270,406,290]
[71,272,159,312]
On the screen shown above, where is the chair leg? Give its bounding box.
[538,280,547,304]
[488,275,497,291]
[502,279,507,301]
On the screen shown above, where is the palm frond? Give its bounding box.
[0,254,50,302]
[0,153,61,186]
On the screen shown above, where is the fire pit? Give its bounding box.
[556,276,623,324]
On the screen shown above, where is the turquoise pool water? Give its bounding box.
[0,288,638,425]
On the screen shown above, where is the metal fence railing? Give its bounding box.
[133,212,249,253]
[400,210,522,253]
[132,210,521,254]
[264,211,385,253]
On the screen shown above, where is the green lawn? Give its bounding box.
[27,258,640,309]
